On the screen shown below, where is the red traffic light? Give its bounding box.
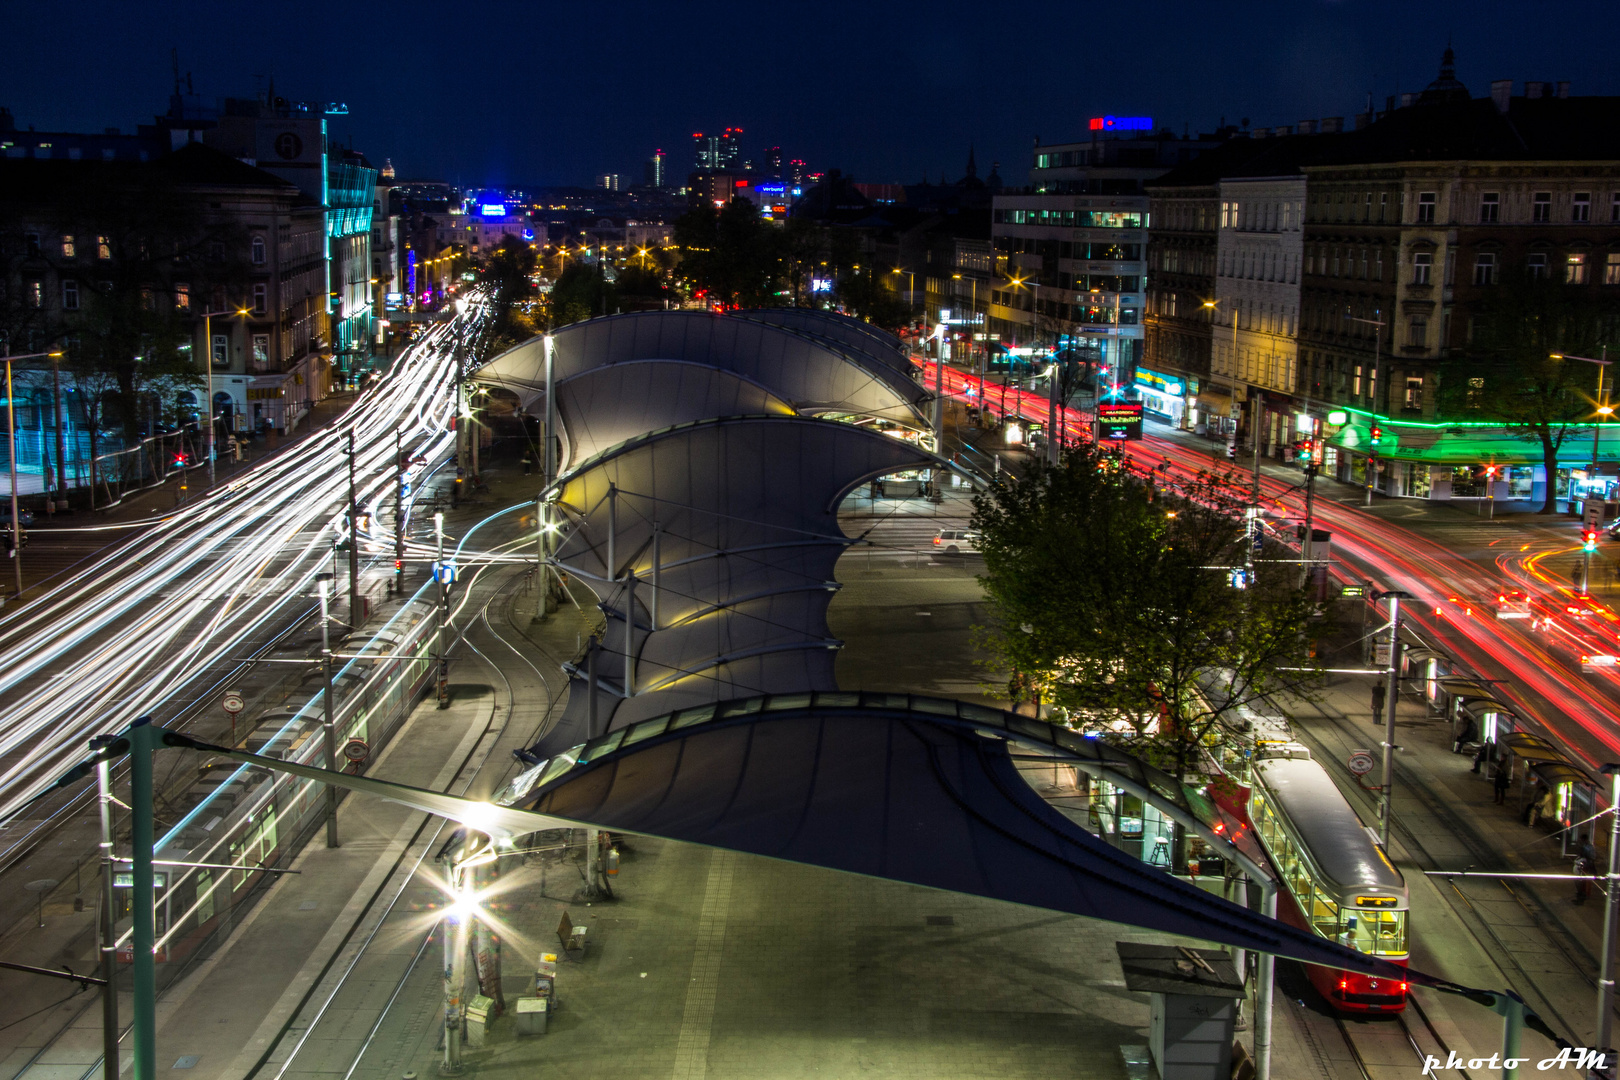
[1369,425,1383,445]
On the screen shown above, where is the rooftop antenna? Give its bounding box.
[171,48,180,96]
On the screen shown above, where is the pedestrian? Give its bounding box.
[1453,717,1477,755]
[1471,742,1490,775]
[1371,681,1386,725]
[1493,758,1512,805]
[522,451,533,476]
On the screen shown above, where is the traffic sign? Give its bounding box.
[342,738,370,763]
[221,691,244,715]
[1347,749,1376,776]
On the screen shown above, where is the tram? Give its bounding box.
[1247,744,1410,1012]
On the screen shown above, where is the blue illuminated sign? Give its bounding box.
[755,183,785,195]
[1090,115,1153,131]
[480,204,505,216]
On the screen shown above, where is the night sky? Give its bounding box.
[6,1,1619,190]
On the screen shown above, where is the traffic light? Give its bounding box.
[1583,527,1599,553]
[1369,425,1383,446]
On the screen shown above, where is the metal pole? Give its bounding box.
[318,576,339,848]
[933,327,946,488]
[623,569,636,698]
[650,522,661,631]
[606,484,617,582]
[129,719,156,1080]
[1497,992,1526,1080]
[1597,765,1620,1059]
[1300,462,1317,589]
[441,855,463,1074]
[7,356,22,600]
[435,512,448,708]
[347,431,360,626]
[393,429,404,593]
[1255,883,1276,1080]
[204,311,215,490]
[587,644,599,737]
[1047,360,1060,466]
[1379,592,1409,850]
[52,358,66,497]
[93,737,119,1080]
[534,494,547,622]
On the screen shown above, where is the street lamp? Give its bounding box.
[198,308,250,490]
[1551,350,1613,508]
[315,572,340,848]
[3,349,64,600]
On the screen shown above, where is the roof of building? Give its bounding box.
[0,141,306,203]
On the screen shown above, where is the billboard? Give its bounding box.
[1095,401,1144,441]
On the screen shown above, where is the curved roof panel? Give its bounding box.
[554,360,795,470]
[532,416,933,754]
[732,308,912,376]
[510,694,1435,987]
[471,311,927,427]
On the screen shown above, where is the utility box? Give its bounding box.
[1116,943,1244,1080]
[465,994,494,1047]
[514,996,548,1036]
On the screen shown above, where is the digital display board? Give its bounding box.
[1095,401,1144,441]
[1089,115,1153,131]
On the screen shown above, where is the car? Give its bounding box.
[932,529,981,555]
[1495,589,1532,619]
[0,506,35,527]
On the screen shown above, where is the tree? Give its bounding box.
[834,268,911,330]
[1438,271,1619,513]
[672,198,783,308]
[971,440,1321,782]
[548,262,614,327]
[614,263,670,310]
[481,234,539,358]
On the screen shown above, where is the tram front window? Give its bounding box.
[1337,909,1407,955]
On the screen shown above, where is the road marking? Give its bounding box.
[671,848,736,1080]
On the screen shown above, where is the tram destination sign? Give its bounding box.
[1095,401,1144,441]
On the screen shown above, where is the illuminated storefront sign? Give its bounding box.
[1096,401,1144,441]
[1133,367,1185,398]
[1089,116,1153,131]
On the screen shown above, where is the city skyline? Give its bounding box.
[4,0,1618,189]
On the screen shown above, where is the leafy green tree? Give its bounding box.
[548,262,614,327]
[1438,272,1618,513]
[614,263,670,310]
[971,440,1321,782]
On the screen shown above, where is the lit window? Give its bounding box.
[175,283,190,311]
[251,235,266,264]
[61,280,78,310]
[1417,192,1437,223]
[60,234,76,258]
[1533,192,1551,223]
[1606,254,1620,286]
[252,334,269,365]
[212,333,228,366]
[96,235,111,259]
[1412,251,1432,284]
[1567,253,1588,284]
[1405,377,1424,409]
[1573,193,1591,223]
[1479,193,1499,224]
[25,280,41,308]
[1473,253,1497,285]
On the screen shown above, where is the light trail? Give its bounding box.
[0,296,489,828]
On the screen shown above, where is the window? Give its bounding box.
[1574,193,1591,222]
[1405,376,1424,409]
[60,234,75,258]
[212,333,228,367]
[1567,253,1588,284]
[1474,253,1497,285]
[1612,194,1620,223]
[1412,251,1433,284]
[175,282,190,311]
[252,283,267,314]
[251,235,266,265]
[1480,193,1500,223]
[25,233,40,258]
[252,334,269,365]
[1417,192,1437,223]
[1407,315,1428,348]
[1606,253,1620,286]
[1533,192,1551,223]
[1528,253,1549,278]
[96,235,111,260]
[24,280,42,308]
[1353,365,1362,397]
[1445,249,1457,286]
[61,280,78,310]
[1379,192,1388,222]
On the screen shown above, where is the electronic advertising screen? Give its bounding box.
[1095,401,1144,441]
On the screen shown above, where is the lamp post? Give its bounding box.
[316,572,340,847]
[199,309,249,490]
[1551,350,1613,513]
[1203,299,1239,439]
[3,349,63,600]
[435,511,450,709]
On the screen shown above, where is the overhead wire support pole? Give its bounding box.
[93,735,118,1080]
[347,430,360,627]
[128,719,157,1080]
[316,573,339,847]
[393,428,404,594]
[1598,763,1620,1063]
[1376,590,1412,850]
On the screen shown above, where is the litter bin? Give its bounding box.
[514,996,548,1036]
[1115,943,1244,1080]
[465,994,494,1047]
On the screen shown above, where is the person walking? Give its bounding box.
[1575,838,1599,905]
[1371,681,1386,726]
[522,450,533,476]
[1493,757,1512,805]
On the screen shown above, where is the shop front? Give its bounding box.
[1132,367,1193,429]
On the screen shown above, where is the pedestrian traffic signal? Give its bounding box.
[1369,425,1383,446]
[1583,527,1599,552]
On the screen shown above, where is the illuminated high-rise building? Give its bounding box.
[645,148,666,189]
[764,145,783,177]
